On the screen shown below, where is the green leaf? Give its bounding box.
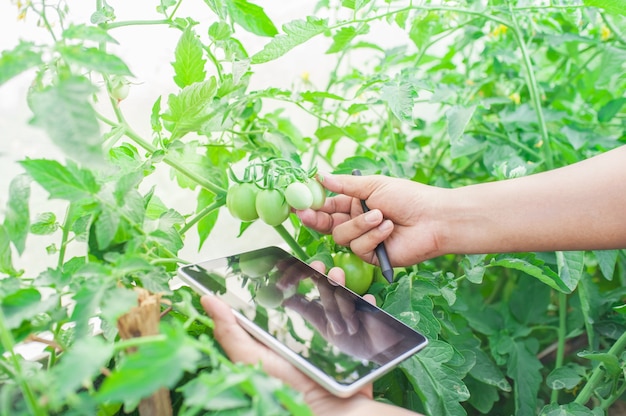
[0,41,42,86]
[465,376,499,414]
[299,91,345,102]
[597,97,626,122]
[30,212,59,235]
[584,0,626,15]
[491,253,571,293]
[593,250,618,280]
[546,364,585,390]
[94,207,120,250]
[0,225,19,276]
[172,26,207,88]
[96,323,201,403]
[380,81,414,122]
[1,288,58,329]
[499,337,543,416]
[251,17,328,64]
[578,350,622,376]
[462,254,486,284]
[20,159,100,202]
[401,340,470,416]
[341,0,372,11]
[326,25,369,54]
[469,349,511,392]
[197,189,221,250]
[62,24,119,44]
[208,21,233,41]
[226,0,278,37]
[27,76,103,162]
[540,402,600,416]
[3,174,31,255]
[163,78,218,140]
[384,277,441,338]
[57,45,132,76]
[556,251,584,292]
[50,336,114,398]
[447,105,476,143]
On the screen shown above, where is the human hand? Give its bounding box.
[200,261,375,414]
[296,172,449,266]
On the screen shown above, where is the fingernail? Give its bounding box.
[365,209,381,223]
[378,219,393,231]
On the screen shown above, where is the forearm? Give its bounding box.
[440,146,626,254]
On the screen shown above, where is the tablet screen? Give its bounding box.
[178,246,427,387]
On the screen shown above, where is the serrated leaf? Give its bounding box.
[58,45,132,76]
[447,105,476,143]
[500,337,543,416]
[597,97,626,122]
[465,376,499,413]
[556,251,584,292]
[326,25,369,54]
[94,207,120,250]
[300,91,345,102]
[384,277,441,338]
[0,41,42,86]
[584,0,626,15]
[401,340,470,416]
[50,336,114,398]
[226,0,278,37]
[30,212,59,235]
[163,78,218,139]
[172,27,207,88]
[341,0,372,10]
[540,402,600,416]
[469,349,511,391]
[96,323,201,402]
[28,76,103,162]
[593,250,618,280]
[380,81,414,122]
[251,17,328,64]
[20,159,100,202]
[491,253,570,293]
[197,189,221,250]
[0,226,19,276]
[4,174,31,255]
[62,24,119,44]
[208,21,233,41]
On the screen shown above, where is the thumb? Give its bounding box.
[318,172,379,200]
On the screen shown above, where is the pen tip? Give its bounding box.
[382,269,394,284]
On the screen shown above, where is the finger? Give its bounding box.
[335,290,359,335]
[331,209,385,246]
[363,294,376,305]
[318,172,380,201]
[347,220,395,264]
[326,266,345,286]
[201,295,315,390]
[296,196,355,234]
[308,260,327,274]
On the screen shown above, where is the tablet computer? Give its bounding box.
[177,246,428,397]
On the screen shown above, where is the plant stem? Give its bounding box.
[57,203,75,268]
[105,19,172,30]
[551,292,568,403]
[0,308,46,416]
[273,224,307,260]
[508,4,553,170]
[113,334,167,352]
[575,329,626,406]
[180,200,223,235]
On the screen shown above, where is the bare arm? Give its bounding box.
[443,145,626,254]
[298,146,626,265]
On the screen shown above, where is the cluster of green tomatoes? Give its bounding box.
[226,159,327,226]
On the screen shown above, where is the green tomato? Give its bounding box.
[110,76,130,101]
[239,251,275,278]
[226,183,259,222]
[255,189,290,226]
[255,282,284,309]
[284,181,313,210]
[333,252,375,295]
[306,179,326,210]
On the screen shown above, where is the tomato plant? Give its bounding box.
[333,251,375,295]
[1,0,626,415]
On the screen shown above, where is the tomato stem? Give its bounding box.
[273,224,307,260]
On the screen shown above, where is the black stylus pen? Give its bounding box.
[351,169,394,283]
